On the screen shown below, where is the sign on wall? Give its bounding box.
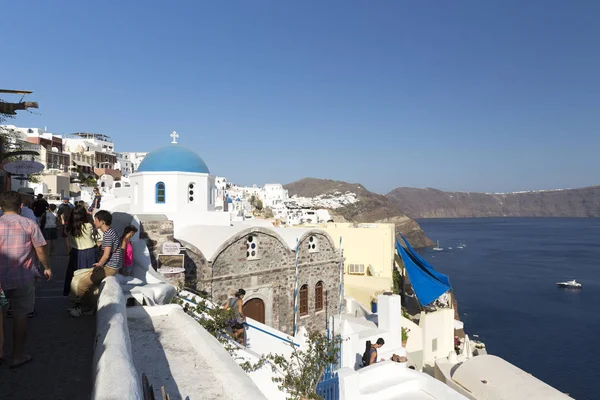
[162,241,181,255]
[2,160,45,175]
[158,254,185,271]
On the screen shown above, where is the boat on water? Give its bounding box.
[457,241,466,249]
[556,279,582,289]
[432,240,443,251]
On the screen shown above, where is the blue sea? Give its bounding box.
[417,218,600,400]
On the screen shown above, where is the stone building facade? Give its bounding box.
[180,227,342,335]
[137,215,174,270]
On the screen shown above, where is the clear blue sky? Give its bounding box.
[3,1,599,194]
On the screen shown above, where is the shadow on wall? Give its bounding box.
[110,211,134,237]
[93,278,182,400]
[128,308,183,399]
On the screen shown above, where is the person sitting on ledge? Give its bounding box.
[70,210,122,317]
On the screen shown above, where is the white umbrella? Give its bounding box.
[462,334,473,359]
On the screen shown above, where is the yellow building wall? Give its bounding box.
[301,222,396,308]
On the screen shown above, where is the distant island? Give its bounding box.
[285,179,600,230]
[284,178,434,248]
[386,186,600,219]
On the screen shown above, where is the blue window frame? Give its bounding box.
[156,182,166,203]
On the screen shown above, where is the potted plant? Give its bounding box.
[402,327,410,348]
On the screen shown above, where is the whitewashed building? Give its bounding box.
[125,132,230,227]
[262,183,288,208]
[116,151,148,178]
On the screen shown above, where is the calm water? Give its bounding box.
[417,218,600,400]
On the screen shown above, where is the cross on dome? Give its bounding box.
[170,131,179,144]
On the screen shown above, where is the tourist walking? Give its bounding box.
[0,283,8,363]
[120,225,138,276]
[57,197,73,255]
[64,205,102,297]
[87,187,102,214]
[0,191,52,369]
[70,210,121,317]
[42,204,59,256]
[224,288,246,346]
[20,196,37,223]
[32,193,49,225]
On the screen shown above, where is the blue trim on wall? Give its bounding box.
[179,294,299,347]
[244,323,300,347]
[156,181,166,203]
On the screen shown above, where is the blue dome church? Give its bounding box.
[129,132,228,225]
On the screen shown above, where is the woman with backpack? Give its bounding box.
[64,205,102,297]
[223,289,246,346]
[362,338,385,367]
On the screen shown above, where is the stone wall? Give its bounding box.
[178,239,208,291]
[295,232,341,333]
[138,217,174,270]
[187,228,341,335]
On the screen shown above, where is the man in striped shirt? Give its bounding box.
[70,210,122,317]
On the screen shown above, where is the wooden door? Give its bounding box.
[243,298,265,324]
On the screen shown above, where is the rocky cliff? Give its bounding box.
[284,178,434,248]
[386,186,600,218]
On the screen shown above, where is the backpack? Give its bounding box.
[57,203,69,217]
[361,340,372,367]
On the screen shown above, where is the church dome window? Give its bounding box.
[156,182,166,204]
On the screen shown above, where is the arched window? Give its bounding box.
[315,281,324,312]
[155,182,166,203]
[299,284,308,316]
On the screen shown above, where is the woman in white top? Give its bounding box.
[64,205,102,296]
[42,204,59,255]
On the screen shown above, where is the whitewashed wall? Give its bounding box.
[400,316,423,369]
[338,361,468,400]
[244,318,299,359]
[419,308,455,366]
[338,294,407,370]
[93,277,142,400]
[129,171,211,214]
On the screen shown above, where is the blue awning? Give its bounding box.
[399,236,451,287]
[396,238,451,306]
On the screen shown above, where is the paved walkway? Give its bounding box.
[1,240,95,400]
